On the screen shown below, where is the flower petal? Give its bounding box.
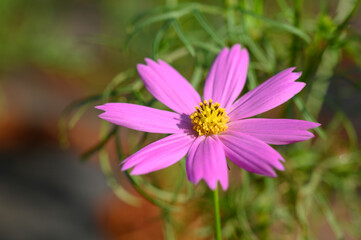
[186,136,228,190]
[122,133,195,175]
[137,59,201,114]
[96,103,192,134]
[203,44,249,110]
[229,68,304,120]
[219,131,285,177]
[228,118,320,145]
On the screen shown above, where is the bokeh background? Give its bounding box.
[1,0,360,239]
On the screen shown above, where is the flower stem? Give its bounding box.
[213,186,222,240]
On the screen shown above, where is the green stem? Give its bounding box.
[289,0,302,66]
[302,0,361,82]
[213,187,222,240]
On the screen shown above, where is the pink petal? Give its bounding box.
[229,68,304,120]
[219,131,285,177]
[137,59,201,115]
[203,44,249,110]
[228,118,320,145]
[186,136,228,190]
[96,103,192,134]
[122,133,195,175]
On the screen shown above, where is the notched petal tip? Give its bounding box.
[268,172,278,178]
[203,43,250,110]
[95,105,112,120]
[241,48,250,58]
[220,132,286,177]
[94,104,106,111]
[205,180,217,191]
[186,136,229,191]
[276,161,285,170]
[97,112,108,120]
[288,66,297,72]
[136,63,147,73]
[278,155,285,163]
[157,59,168,66]
[259,168,278,178]
[307,131,315,139]
[220,180,229,191]
[293,72,303,80]
[120,161,132,171]
[120,134,194,176]
[144,57,157,66]
[283,67,303,82]
[219,46,230,54]
[229,67,307,120]
[309,122,321,129]
[190,178,228,191]
[230,43,241,52]
[295,82,306,92]
[137,56,201,115]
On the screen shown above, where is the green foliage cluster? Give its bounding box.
[59,0,361,239]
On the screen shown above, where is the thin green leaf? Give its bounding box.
[80,126,117,161]
[264,39,276,70]
[289,0,303,66]
[131,4,178,25]
[195,3,223,16]
[67,104,88,129]
[58,94,106,148]
[323,98,358,151]
[162,210,176,240]
[333,0,361,35]
[190,62,203,89]
[246,66,258,90]
[136,175,190,204]
[172,19,196,56]
[315,193,344,240]
[225,0,237,42]
[125,173,180,211]
[152,20,172,59]
[163,47,189,63]
[193,9,225,47]
[305,49,340,119]
[242,34,271,72]
[126,5,194,47]
[192,41,222,54]
[276,0,293,19]
[295,199,311,239]
[237,8,311,43]
[294,96,326,139]
[237,172,258,240]
[103,69,136,102]
[99,148,140,206]
[114,132,180,211]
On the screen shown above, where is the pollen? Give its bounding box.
[190,99,230,136]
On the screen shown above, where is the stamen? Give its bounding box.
[190,99,230,136]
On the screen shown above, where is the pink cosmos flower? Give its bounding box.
[96,44,320,190]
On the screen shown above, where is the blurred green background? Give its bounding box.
[0,0,361,239]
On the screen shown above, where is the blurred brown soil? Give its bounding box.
[97,193,163,240]
[0,67,164,239]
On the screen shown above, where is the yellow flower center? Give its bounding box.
[190,99,230,136]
